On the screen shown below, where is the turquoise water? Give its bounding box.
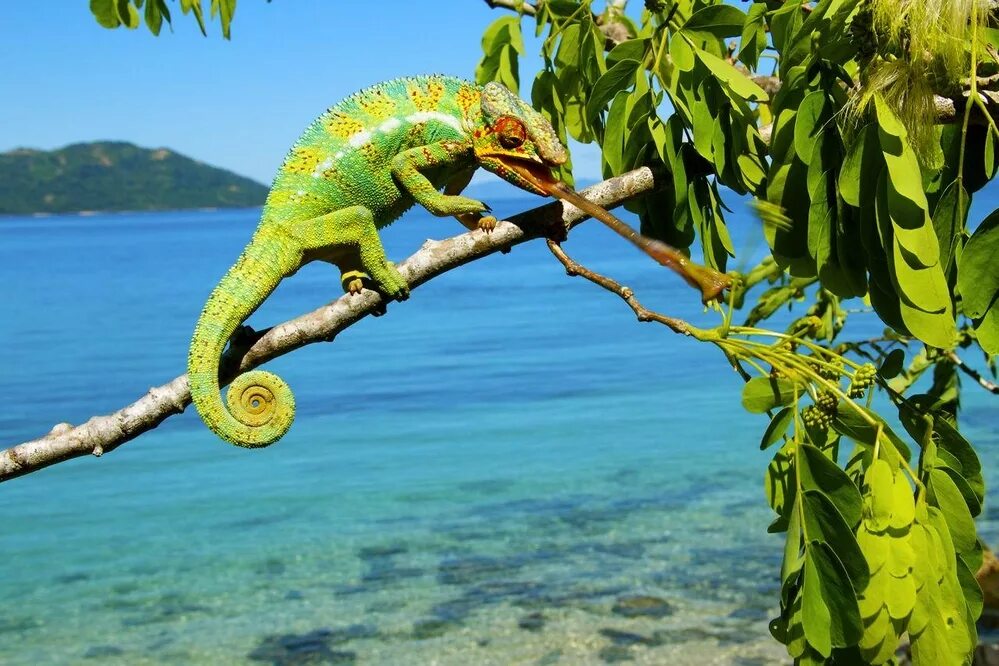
[1,197,996,665]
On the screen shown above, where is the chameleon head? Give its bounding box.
[474,82,568,196]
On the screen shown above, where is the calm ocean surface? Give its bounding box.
[1,193,997,665]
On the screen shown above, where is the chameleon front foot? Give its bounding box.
[478,215,497,232]
[341,263,408,301]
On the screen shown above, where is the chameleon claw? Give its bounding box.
[341,269,368,295]
[478,215,498,233]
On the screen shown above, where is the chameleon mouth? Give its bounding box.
[496,156,562,195]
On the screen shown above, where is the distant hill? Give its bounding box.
[0,141,269,214]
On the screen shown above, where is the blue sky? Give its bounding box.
[0,1,600,185]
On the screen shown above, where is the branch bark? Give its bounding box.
[0,168,658,483]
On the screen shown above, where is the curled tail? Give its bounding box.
[188,239,296,448]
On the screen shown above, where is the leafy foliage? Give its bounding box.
[90,0,237,38]
[0,141,267,214]
[473,1,999,664]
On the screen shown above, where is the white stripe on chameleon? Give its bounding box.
[378,117,402,133]
[344,118,403,150]
[311,156,335,178]
[347,130,374,148]
[405,111,465,134]
[334,112,468,166]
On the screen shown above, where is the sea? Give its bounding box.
[1,192,997,665]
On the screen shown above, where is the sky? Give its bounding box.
[0,1,601,185]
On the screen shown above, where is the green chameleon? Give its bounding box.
[188,75,729,448]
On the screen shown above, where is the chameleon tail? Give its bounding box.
[187,239,296,448]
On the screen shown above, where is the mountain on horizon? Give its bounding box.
[0,141,269,215]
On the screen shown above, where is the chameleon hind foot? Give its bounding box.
[341,270,367,295]
[379,261,409,301]
[371,261,409,301]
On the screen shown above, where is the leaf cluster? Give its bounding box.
[747,342,984,664]
[89,0,237,38]
[472,5,998,661]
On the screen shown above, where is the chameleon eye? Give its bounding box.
[495,117,526,149]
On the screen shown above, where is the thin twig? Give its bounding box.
[545,239,694,336]
[0,168,659,483]
[948,351,999,395]
[483,0,537,16]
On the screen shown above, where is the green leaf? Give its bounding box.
[601,91,630,176]
[670,35,695,72]
[695,48,768,102]
[682,4,748,39]
[144,0,163,33]
[801,490,870,590]
[863,459,893,533]
[115,0,140,28]
[874,95,907,138]
[794,91,826,165]
[884,562,917,620]
[879,349,904,379]
[956,557,984,622]
[210,0,236,39]
[928,468,977,555]
[889,472,916,530]
[761,407,794,450]
[932,416,983,490]
[179,0,206,36]
[910,569,976,664]
[91,0,122,27]
[798,444,863,528]
[742,377,798,414]
[931,181,967,278]
[783,497,804,585]
[766,443,796,531]
[801,541,863,657]
[858,606,898,663]
[958,209,999,319]
[857,528,889,576]
[586,59,639,121]
[839,123,880,207]
[875,174,956,346]
[554,23,581,70]
[940,467,983,519]
[606,38,647,67]
[738,2,767,70]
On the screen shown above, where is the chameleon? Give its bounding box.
[188,75,730,448]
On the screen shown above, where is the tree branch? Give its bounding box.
[546,239,694,335]
[484,0,537,16]
[948,351,999,395]
[0,168,658,483]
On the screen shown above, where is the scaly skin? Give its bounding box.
[188,76,568,447]
[189,75,730,448]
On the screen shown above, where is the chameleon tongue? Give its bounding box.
[545,181,731,304]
